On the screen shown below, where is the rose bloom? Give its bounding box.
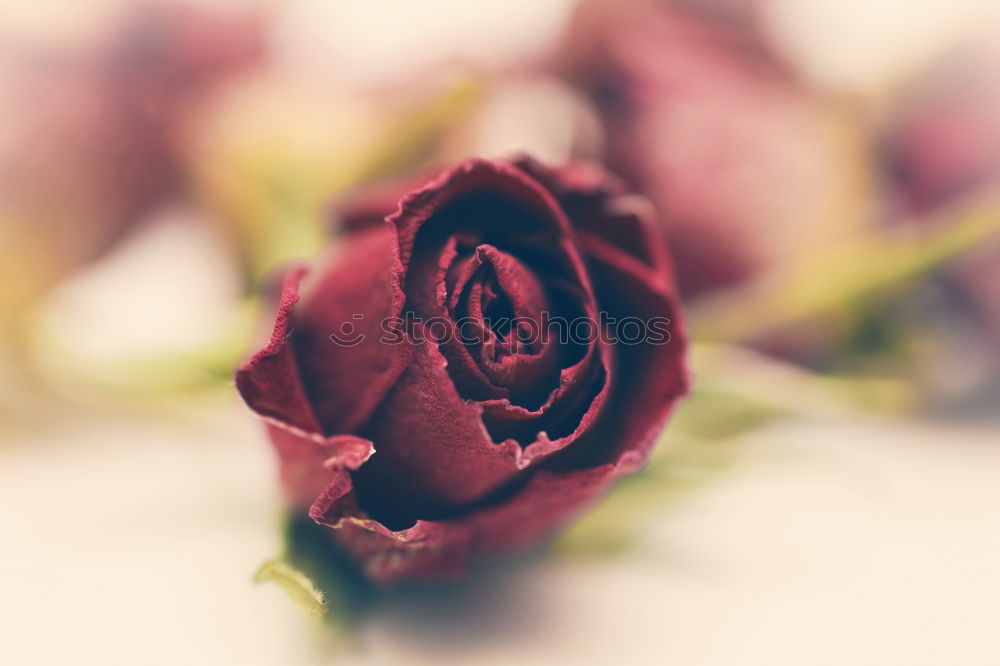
[236,156,689,584]
[558,0,866,296]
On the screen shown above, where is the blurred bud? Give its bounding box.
[558,0,870,297]
[0,1,264,327]
[882,41,1000,215]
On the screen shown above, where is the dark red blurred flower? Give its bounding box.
[559,0,865,297]
[0,1,264,314]
[236,156,688,584]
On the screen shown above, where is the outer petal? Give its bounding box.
[310,454,642,585]
[237,267,378,511]
[267,423,374,510]
[291,226,412,433]
[558,236,689,472]
[511,154,674,275]
[235,266,323,433]
[513,154,689,471]
[328,170,436,235]
[499,160,688,548]
[350,329,528,527]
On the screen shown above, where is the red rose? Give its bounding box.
[237,157,688,584]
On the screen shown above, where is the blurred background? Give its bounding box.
[1,0,998,664]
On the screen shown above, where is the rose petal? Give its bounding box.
[235,266,323,433]
[512,154,672,273]
[310,460,637,585]
[403,231,511,401]
[328,170,436,236]
[556,232,689,472]
[350,328,526,528]
[267,423,374,509]
[292,227,413,433]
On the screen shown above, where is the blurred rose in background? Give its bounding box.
[0,0,263,326]
[1,0,999,664]
[559,0,870,297]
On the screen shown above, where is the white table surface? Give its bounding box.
[2,399,998,666]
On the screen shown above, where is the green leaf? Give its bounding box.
[688,342,916,416]
[258,513,375,631]
[254,558,328,620]
[690,195,1000,343]
[671,387,785,441]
